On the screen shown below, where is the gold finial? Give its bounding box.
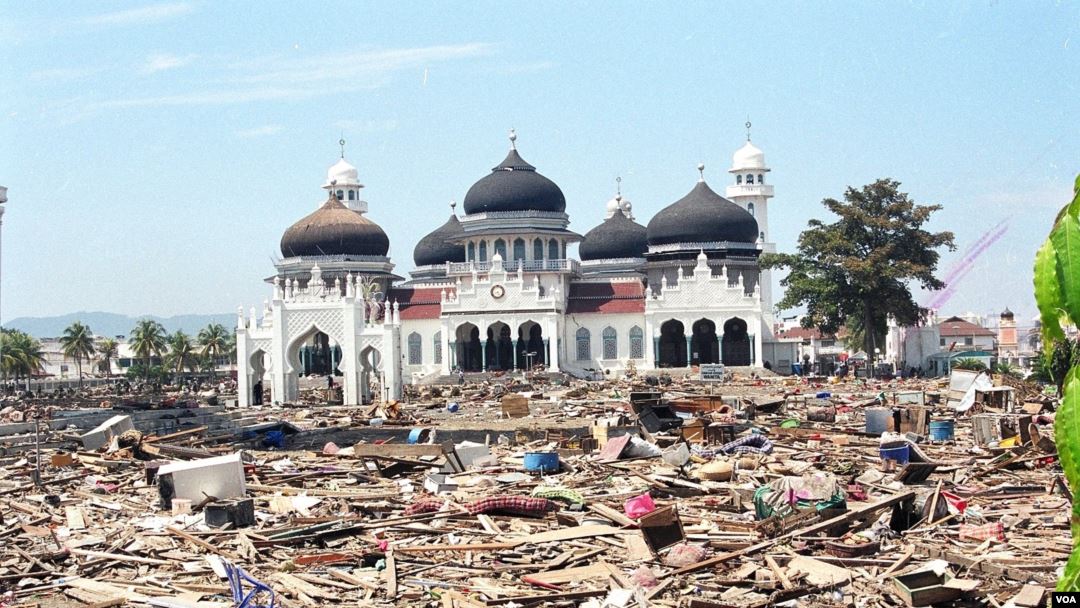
[339,137,346,158]
[697,163,705,182]
[449,200,457,215]
[509,128,517,150]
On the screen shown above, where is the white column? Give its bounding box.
[341,298,360,405]
[546,316,560,372]
[753,317,765,367]
[271,304,289,403]
[440,320,452,375]
[236,323,250,407]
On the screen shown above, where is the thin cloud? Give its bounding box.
[236,124,284,138]
[140,53,198,75]
[30,65,110,83]
[84,2,193,26]
[332,119,399,133]
[57,43,494,120]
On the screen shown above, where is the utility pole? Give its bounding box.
[0,186,6,389]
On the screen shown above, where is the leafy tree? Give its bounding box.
[198,323,230,378]
[129,320,167,381]
[60,321,95,387]
[1,329,46,390]
[992,361,1020,378]
[96,338,119,376]
[952,358,986,372]
[761,179,955,373]
[1033,174,1080,590]
[167,331,198,384]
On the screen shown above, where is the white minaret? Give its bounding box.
[725,121,775,317]
[322,138,367,213]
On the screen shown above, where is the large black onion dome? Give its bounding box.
[280,193,390,257]
[646,181,758,246]
[579,210,648,260]
[413,213,466,266]
[462,148,566,214]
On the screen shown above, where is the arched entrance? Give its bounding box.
[486,322,514,371]
[455,323,482,372]
[518,321,545,370]
[658,320,687,368]
[691,319,719,365]
[249,350,269,405]
[722,318,752,366]
[291,330,342,377]
[359,346,382,404]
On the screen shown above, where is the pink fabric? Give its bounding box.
[624,493,656,519]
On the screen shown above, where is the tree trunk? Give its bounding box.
[863,302,875,379]
[77,359,83,388]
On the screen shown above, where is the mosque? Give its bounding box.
[235,128,797,406]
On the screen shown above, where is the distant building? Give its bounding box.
[236,130,800,407]
[937,315,996,353]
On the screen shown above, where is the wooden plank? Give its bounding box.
[663,491,915,578]
[385,549,398,599]
[69,549,171,566]
[166,526,240,561]
[350,443,446,458]
[765,555,794,590]
[588,503,636,527]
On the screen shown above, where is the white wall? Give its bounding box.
[562,312,647,376]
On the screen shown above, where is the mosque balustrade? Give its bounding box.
[439,272,561,313]
[446,258,579,275]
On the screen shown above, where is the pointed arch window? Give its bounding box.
[548,239,559,260]
[736,175,743,185]
[602,327,617,360]
[407,332,422,365]
[533,238,544,260]
[513,238,526,261]
[433,331,442,365]
[479,241,488,261]
[629,326,644,359]
[747,202,755,217]
[494,239,507,259]
[337,190,344,199]
[758,174,764,184]
[467,242,476,261]
[576,328,591,361]
[348,190,356,201]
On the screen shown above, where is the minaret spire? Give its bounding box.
[508,128,517,150]
[339,137,346,158]
[745,118,752,141]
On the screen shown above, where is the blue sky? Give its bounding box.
[2,1,1078,333]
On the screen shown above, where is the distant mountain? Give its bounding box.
[4,311,236,339]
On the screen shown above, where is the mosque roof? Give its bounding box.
[280,192,389,258]
[646,178,759,246]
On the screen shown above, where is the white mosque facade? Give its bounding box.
[235,131,796,406]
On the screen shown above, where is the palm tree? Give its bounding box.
[1,329,46,390]
[129,320,168,381]
[167,331,197,384]
[952,358,987,372]
[993,361,1020,378]
[60,321,96,387]
[96,338,119,376]
[198,323,229,378]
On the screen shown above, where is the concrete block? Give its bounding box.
[157,452,247,504]
[80,415,134,451]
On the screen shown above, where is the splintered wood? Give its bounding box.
[0,370,1065,606]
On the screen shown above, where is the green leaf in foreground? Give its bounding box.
[1052,213,1080,330]
[1035,237,1066,352]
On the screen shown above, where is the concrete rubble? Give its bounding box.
[0,370,1067,607]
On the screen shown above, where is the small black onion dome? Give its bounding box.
[1001,308,1014,319]
[280,192,390,257]
[462,149,566,214]
[413,213,466,266]
[579,209,648,260]
[646,181,759,246]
